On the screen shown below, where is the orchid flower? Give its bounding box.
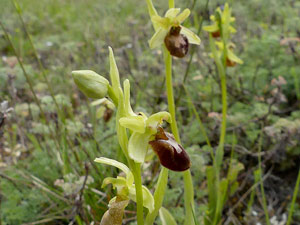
[94,157,154,212]
[118,78,172,163]
[149,8,200,50]
[215,41,243,66]
[204,3,236,39]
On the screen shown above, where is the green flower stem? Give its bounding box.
[133,163,144,225]
[183,170,195,225]
[287,168,300,225]
[164,48,180,142]
[209,34,227,225]
[169,0,175,8]
[164,47,195,225]
[145,167,169,225]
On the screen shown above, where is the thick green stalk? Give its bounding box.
[164,48,195,225]
[145,167,169,225]
[164,49,180,141]
[133,163,144,225]
[209,34,227,225]
[169,0,174,8]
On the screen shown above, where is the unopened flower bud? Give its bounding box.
[149,127,191,172]
[164,26,189,58]
[72,70,109,99]
[100,196,129,225]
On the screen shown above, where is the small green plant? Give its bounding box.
[71,0,203,223]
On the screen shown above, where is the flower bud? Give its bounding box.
[149,127,191,172]
[100,196,129,225]
[164,26,189,58]
[72,70,109,99]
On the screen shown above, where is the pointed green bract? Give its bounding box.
[123,79,135,116]
[109,47,121,98]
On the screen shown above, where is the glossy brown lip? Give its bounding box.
[149,127,191,172]
[164,26,189,58]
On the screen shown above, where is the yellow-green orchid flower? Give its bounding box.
[94,157,155,212]
[204,3,236,38]
[215,41,243,66]
[149,8,200,49]
[117,78,172,163]
[120,111,171,163]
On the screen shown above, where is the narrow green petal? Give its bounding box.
[165,8,180,19]
[228,49,243,64]
[146,111,171,130]
[145,0,158,18]
[176,8,190,24]
[95,157,130,176]
[102,177,127,189]
[149,28,168,49]
[203,24,219,32]
[109,47,121,96]
[119,116,146,133]
[180,26,201,45]
[123,79,135,116]
[128,185,155,213]
[128,132,151,163]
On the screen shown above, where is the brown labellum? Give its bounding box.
[226,57,236,67]
[103,107,113,122]
[149,127,191,172]
[212,30,221,38]
[164,26,189,58]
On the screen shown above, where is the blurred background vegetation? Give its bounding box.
[0,0,299,224]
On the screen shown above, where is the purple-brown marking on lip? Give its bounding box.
[149,127,191,172]
[164,26,189,58]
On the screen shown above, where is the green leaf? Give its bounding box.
[159,207,177,225]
